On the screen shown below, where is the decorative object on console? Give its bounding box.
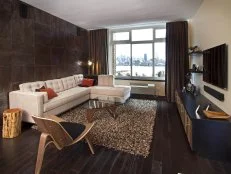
[203,110,230,119]
[195,105,201,119]
[185,72,196,94]
[193,87,200,96]
[182,86,186,93]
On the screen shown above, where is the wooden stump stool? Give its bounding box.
[2,108,22,138]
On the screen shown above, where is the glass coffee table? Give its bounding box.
[85,97,121,123]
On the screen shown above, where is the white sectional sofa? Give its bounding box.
[9,74,131,123]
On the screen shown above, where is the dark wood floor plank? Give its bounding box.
[121,153,136,174]
[82,147,107,174]
[109,152,128,174]
[94,150,116,174]
[0,100,230,174]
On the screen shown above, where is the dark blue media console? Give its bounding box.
[175,90,231,161]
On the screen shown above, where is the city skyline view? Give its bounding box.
[115,43,166,66]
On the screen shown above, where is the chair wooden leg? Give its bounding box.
[85,136,95,154]
[35,133,52,174]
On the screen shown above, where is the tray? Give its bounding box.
[203,110,231,119]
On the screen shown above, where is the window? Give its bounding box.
[115,44,131,77]
[113,32,129,41]
[132,43,152,77]
[155,29,166,38]
[112,27,166,80]
[154,42,166,78]
[132,29,153,41]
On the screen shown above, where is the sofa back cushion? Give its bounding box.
[45,79,64,93]
[98,75,114,87]
[73,74,83,85]
[61,76,77,90]
[19,81,46,92]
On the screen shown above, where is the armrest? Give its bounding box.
[148,84,155,88]
[9,91,48,123]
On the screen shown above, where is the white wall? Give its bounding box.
[189,0,231,114]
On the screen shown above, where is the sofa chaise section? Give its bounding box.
[90,85,131,103]
[90,75,131,103]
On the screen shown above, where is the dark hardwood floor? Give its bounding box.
[0,100,231,174]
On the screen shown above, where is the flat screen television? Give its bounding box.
[203,44,228,89]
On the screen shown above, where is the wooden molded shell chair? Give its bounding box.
[32,115,95,174]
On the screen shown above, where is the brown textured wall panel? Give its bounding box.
[0,0,88,123]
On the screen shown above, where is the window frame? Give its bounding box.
[111,26,166,81]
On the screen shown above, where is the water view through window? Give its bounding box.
[113,28,166,80]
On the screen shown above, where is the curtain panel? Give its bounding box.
[88,29,108,75]
[165,21,189,102]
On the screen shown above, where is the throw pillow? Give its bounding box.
[81,78,94,87]
[40,88,58,100]
[35,86,45,92]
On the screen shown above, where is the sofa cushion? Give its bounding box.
[81,78,94,87]
[45,79,64,93]
[98,75,114,87]
[73,74,84,85]
[91,85,131,97]
[61,76,77,90]
[40,88,58,100]
[44,87,90,112]
[19,81,46,92]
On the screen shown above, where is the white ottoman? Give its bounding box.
[90,85,131,103]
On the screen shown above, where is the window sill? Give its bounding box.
[115,77,165,82]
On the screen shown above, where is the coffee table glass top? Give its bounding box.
[87,96,121,109]
[85,96,122,122]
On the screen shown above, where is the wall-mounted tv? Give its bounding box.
[203,44,228,89]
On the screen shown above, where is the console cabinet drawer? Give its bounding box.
[175,91,193,150]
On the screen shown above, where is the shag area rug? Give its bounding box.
[59,99,157,157]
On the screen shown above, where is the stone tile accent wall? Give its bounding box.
[0,0,88,125]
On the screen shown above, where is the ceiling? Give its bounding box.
[21,0,203,30]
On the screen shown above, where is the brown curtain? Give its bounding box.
[88,29,108,75]
[165,21,189,102]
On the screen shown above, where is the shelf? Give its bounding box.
[189,69,203,73]
[188,51,203,56]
